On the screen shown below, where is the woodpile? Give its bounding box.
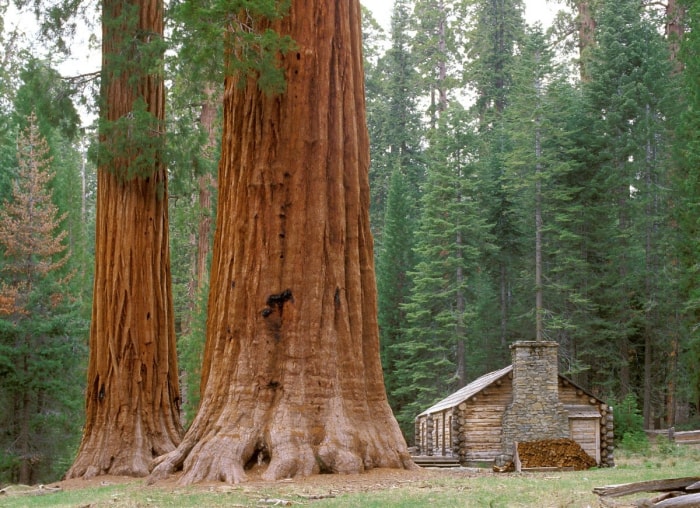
[594,477,700,507]
[515,438,596,471]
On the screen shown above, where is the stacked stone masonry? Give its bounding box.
[501,342,571,458]
[414,340,615,468]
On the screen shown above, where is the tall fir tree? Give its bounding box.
[395,104,495,437]
[0,115,86,484]
[504,25,570,342]
[371,0,427,425]
[577,0,675,418]
[465,0,526,362]
[376,168,416,426]
[368,0,425,235]
[673,0,700,420]
[411,0,467,124]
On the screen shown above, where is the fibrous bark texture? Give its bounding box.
[149,0,414,484]
[66,0,182,479]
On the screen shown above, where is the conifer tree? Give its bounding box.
[673,0,700,419]
[411,0,466,124]
[465,0,526,359]
[504,26,564,342]
[0,114,86,484]
[503,26,600,377]
[396,104,495,434]
[376,168,415,425]
[577,0,675,417]
[371,0,427,426]
[368,0,425,232]
[149,0,414,484]
[67,0,183,478]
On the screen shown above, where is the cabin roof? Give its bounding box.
[417,364,604,418]
[418,365,513,417]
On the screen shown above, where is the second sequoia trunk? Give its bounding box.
[149,0,414,484]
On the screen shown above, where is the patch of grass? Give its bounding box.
[2,446,699,508]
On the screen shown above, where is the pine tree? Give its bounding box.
[371,0,427,426]
[504,25,568,342]
[376,169,415,424]
[411,0,466,124]
[465,0,526,359]
[0,114,86,484]
[396,104,495,435]
[368,0,425,234]
[673,0,700,420]
[577,0,675,416]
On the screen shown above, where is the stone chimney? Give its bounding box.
[501,341,570,458]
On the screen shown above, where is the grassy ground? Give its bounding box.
[1,444,698,507]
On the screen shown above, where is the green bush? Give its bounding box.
[612,393,644,442]
[654,435,679,456]
[619,431,650,454]
[0,451,19,486]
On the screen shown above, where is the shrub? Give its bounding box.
[612,393,644,441]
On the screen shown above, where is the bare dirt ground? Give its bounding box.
[46,466,484,497]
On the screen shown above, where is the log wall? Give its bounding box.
[454,377,513,463]
[559,378,615,468]
[415,372,615,467]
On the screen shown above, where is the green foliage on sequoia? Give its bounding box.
[169,0,294,95]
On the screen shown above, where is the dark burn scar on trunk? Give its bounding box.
[261,289,293,317]
[261,290,293,342]
[267,289,292,308]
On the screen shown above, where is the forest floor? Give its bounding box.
[2,444,699,507]
[51,465,459,496]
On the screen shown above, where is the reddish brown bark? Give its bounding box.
[185,85,219,322]
[577,0,596,81]
[666,0,685,72]
[193,86,218,297]
[149,0,414,484]
[66,0,182,479]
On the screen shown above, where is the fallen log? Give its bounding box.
[654,493,700,507]
[0,484,62,497]
[593,477,700,498]
[687,481,700,492]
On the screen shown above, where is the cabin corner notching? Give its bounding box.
[414,341,615,468]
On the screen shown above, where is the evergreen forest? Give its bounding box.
[0,0,699,484]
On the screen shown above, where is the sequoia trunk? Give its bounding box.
[149,0,414,484]
[66,0,182,479]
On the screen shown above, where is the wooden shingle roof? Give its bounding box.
[417,364,605,419]
[417,365,513,417]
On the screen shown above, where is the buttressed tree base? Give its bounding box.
[149,0,415,484]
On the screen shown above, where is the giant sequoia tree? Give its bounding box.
[66,0,182,478]
[149,0,414,484]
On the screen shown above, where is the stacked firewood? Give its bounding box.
[516,438,596,471]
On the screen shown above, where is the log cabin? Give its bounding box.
[414,341,615,467]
